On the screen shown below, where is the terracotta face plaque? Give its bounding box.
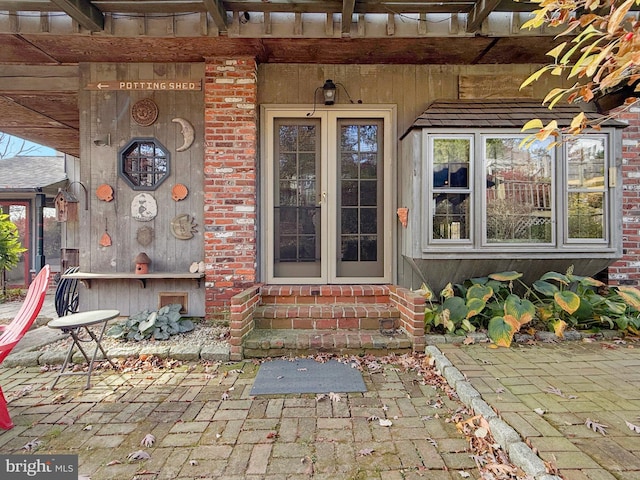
[131,193,158,221]
[131,98,159,126]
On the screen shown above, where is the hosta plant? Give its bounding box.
[422,266,640,348]
[107,304,195,342]
[422,282,477,336]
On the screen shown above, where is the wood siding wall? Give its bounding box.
[77,63,205,316]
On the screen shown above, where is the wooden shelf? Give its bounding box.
[62,272,205,289]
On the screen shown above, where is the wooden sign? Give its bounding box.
[459,75,533,99]
[85,80,202,91]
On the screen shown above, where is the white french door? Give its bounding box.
[262,106,394,284]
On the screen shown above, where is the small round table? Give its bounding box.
[48,309,120,389]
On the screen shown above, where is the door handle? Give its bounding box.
[318,192,327,205]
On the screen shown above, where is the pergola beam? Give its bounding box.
[50,0,104,31]
[466,0,501,32]
[342,0,355,34]
[203,0,228,32]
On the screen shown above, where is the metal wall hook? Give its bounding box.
[66,181,89,210]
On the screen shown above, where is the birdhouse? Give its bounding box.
[54,189,79,222]
[134,252,151,274]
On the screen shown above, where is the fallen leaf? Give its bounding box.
[127,450,151,462]
[52,393,66,403]
[463,337,475,345]
[315,393,327,401]
[545,385,577,399]
[302,456,314,475]
[474,427,488,439]
[329,392,341,402]
[585,418,608,436]
[221,391,230,401]
[22,439,42,451]
[83,425,93,431]
[106,460,121,466]
[358,448,375,456]
[458,472,471,478]
[625,420,640,433]
[534,408,546,415]
[367,415,380,422]
[379,419,393,427]
[135,470,158,475]
[140,433,155,447]
[266,432,279,439]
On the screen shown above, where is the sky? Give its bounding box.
[0,132,57,157]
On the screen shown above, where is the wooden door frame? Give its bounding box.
[261,104,396,284]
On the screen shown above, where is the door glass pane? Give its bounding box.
[273,119,321,278]
[337,120,384,277]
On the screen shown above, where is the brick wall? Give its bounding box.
[203,57,258,318]
[609,105,640,286]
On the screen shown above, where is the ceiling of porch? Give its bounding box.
[0,0,575,156]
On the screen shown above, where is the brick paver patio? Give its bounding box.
[440,341,640,480]
[0,358,481,480]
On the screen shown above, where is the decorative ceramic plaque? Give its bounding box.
[131,98,159,126]
[170,214,197,239]
[131,193,158,221]
[171,183,188,201]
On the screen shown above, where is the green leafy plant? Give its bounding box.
[107,304,195,341]
[0,212,27,296]
[422,282,476,335]
[422,266,640,347]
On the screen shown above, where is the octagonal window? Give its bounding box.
[119,138,170,190]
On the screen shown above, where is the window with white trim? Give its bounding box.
[425,131,610,251]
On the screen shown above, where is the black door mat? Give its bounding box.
[250,358,367,395]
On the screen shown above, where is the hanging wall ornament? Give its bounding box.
[99,219,112,247]
[131,193,158,222]
[136,226,154,246]
[96,184,114,202]
[131,98,159,126]
[170,214,198,240]
[172,117,195,152]
[171,183,188,201]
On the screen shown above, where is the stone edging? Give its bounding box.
[425,329,621,345]
[426,345,562,480]
[2,342,231,368]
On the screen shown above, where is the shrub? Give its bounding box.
[106,304,195,342]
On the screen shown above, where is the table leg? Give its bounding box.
[82,322,117,389]
[51,328,80,389]
[51,321,118,390]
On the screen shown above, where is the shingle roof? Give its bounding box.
[0,156,67,191]
[402,99,627,137]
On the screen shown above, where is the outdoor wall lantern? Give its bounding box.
[307,79,362,116]
[323,79,337,105]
